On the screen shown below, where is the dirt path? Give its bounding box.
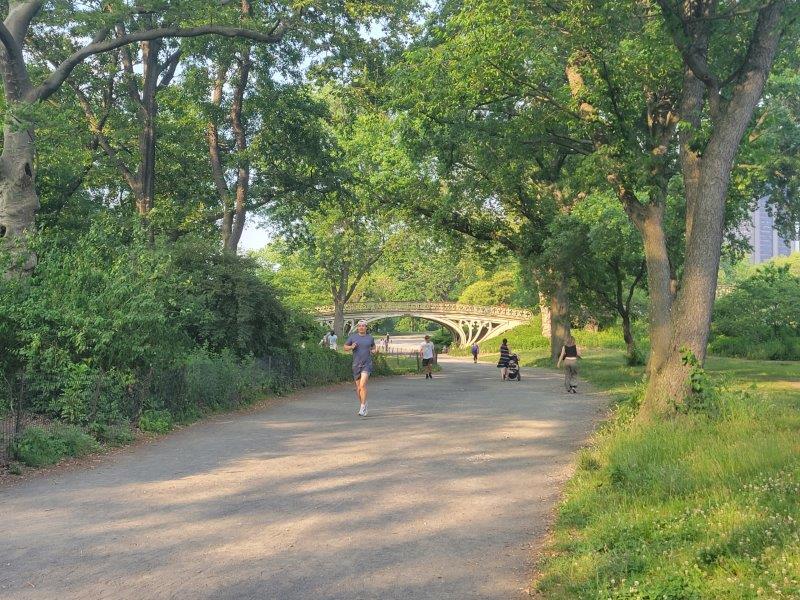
[0,357,603,600]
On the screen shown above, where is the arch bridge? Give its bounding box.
[314,302,532,347]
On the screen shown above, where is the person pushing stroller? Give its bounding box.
[506,353,521,381]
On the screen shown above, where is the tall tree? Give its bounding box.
[391,1,592,359]
[0,1,292,267]
[543,193,647,363]
[269,93,417,335]
[0,0,420,267]
[553,0,799,414]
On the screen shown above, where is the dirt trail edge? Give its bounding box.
[0,356,604,600]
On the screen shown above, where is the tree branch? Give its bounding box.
[68,80,137,190]
[0,19,30,94]
[157,48,182,90]
[5,1,44,43]
[30,22,288,102]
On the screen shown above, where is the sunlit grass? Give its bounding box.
[510,347,800,599]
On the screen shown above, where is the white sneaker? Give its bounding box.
[362,401,368,416]
[358,405,365,416]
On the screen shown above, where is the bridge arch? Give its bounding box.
[314,302,532,347]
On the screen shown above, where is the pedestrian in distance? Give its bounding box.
[327,330,338,351]
[497,338,511,380]
[420,334,435,379]
[319,331,330,348]
[344,320,377,416]
[384,333,390,351]
[471,342,479,363]
[556,334,581,393]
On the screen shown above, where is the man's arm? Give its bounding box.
[556,346,565,367]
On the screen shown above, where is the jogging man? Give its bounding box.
[420,335,435,379]
[344,320,377,416]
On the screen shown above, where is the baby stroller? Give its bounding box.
[506,353,521,381]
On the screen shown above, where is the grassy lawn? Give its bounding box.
[480,346,800,599]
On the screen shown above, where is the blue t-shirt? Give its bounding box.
[346,333,375,369]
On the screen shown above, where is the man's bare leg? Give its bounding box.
[358,372,370,414]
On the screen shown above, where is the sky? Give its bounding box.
[238,216,273,253]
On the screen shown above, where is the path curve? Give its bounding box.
[0,357,603,600]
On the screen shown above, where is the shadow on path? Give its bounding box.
[0,357,604,600]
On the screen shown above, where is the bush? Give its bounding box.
[10,427,63,467]
[90,422,135,446]
[711,264,800,360]
[292,346,353,388]
[11,424,99,467]
[183,349,245,412]
[6,218,294,427]
[430,328,453,351]
[55,423,101,457]
[139,409,173,434]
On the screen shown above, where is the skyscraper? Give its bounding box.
[742,196,799,263]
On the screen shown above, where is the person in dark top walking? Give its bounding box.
[344,320,377,416]
[556,334,581,393]
[471,342,479,363]
[497,338,511,380]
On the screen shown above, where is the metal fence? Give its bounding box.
[0,374,48,466]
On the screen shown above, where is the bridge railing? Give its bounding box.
[313,301,532,320]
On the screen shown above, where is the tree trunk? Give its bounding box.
[638,1,786,418]
[549,275,570,363]
[135,39,160,219]
[224,50,251,254]
[0,123,38,271]
[636,204,673,376]
[333,297,346,338]
[538,292,551,338]
[621,311,636,362]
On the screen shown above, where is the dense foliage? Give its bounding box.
[0,217,318,435]
[711,265,800,360]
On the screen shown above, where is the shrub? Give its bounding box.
[292,346,352,388]
[90,422,135,446]
[54,424,101,457]
[183,349,242,412]
[11,427,64,467]
[139,409,173,434]
[711,264,800,360]
[11,424,99,467]
[430,328,453,351]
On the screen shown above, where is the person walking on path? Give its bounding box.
[420,335,435,379]
[344,320,377,416]
[556,334,581,393]
[471,342,479,363]
[384,333,390,351]
[328,330,338,351]
[497,338,511,380]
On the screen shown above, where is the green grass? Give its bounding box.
[506,347,800,599]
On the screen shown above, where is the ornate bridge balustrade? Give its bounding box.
[313,302,533,347]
